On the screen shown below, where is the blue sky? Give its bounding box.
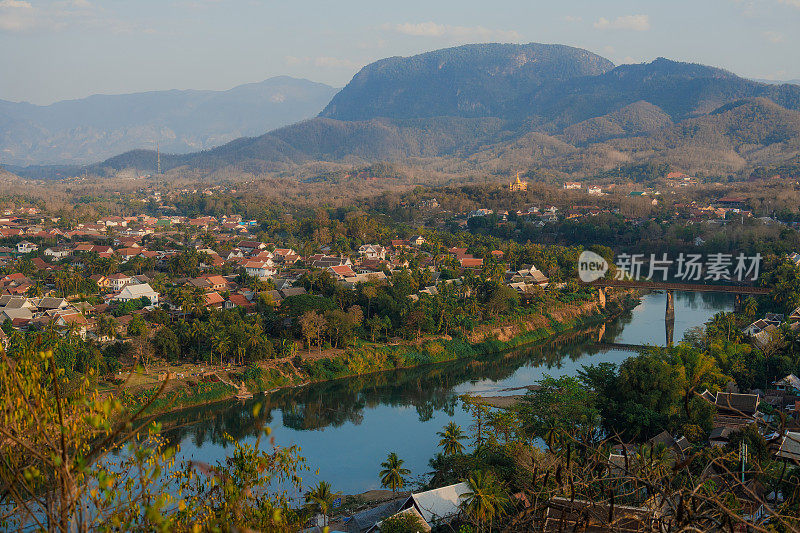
[2,0,799,104]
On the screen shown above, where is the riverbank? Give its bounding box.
[120,290,639,417]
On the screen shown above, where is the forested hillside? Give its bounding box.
[35,44,800,180]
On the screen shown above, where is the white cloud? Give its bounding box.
[778,0,800,7]
[285,56,360,69]
[385,22,521,42]
[563,15,582,23]
[593,14,650,31]
[0,0,36,31]
[764,30,784,43]
[0,0,141,33]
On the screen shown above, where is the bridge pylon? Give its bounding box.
[665,290,675,347]
[665,290,675,320]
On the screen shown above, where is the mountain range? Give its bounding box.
[6,43,800,180]
[0,77,337,166]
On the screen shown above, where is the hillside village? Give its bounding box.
[3,178,800,531]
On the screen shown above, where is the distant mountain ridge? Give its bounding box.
[320,43,614,120]
[0,77,338,166]
[15,42,800,179]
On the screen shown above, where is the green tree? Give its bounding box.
[460,470,508,533]
[379,511,427,533]
[379,452,410,494]
[437,421,467,456]
[517,375,599,441]
[152,327,180,362]
[304,480,339,528]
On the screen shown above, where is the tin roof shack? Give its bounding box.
[713,392,760,429]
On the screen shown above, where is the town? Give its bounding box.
[2,171,800,530]
[4,6,800,529]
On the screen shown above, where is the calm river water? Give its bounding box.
[159,291,732,498]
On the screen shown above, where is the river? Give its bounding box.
[159,291,732,499]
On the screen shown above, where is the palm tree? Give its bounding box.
[212,330,229,367]
[190,319,206,358]
[245,322,262,365]
[437,421,466,456]
[304,480,339,527]
[743,296,758,322]
[96,314,117,341]
[461,470,508,533]
[379,452,410,494]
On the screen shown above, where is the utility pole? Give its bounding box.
[739,441,748,483]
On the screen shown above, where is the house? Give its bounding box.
[468,208,493,218]
[743,313,782,336]
[52,311,89,338]
[347,499,405,533]
[327,264,357,280]
[537,497,657,532]
[358,244,386,260]
[395,482,470,527]
[280,287,307,298]
[32,258,55,272]
[44,246,71,259]
[408,235,426,246]
[342,272,388,287]
[752,324,780,350]
[310,255,350,268]
[273,248,297,258]
[34,297,69,311]
[238,240,266,253]
[113,283,159,305]
[203,291,225,309]
[773,374,800,394]
[0,295,35,310]
[16,241,38,254]
[371,508,431,533]
[243,260,276,279]
[107,273,132,292]
[459,257,484,268]
[117,247,142,261]
[225,293,255,311]
[563,181,581,190]
[712,391,760,429]
[0,306,33,323]
[186,277,213,291]
[709,426,735,447]
[775,431,800,461]
[204,275,228,292]
[587,186,602,195]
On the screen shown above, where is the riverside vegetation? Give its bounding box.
[3,178,800,530]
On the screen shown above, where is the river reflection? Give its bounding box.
[160,291,732,495]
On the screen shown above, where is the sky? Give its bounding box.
[1,0,800,105]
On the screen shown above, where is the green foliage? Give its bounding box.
[517,375,600,440]
[380,452,410,494]
[380,511,427,533]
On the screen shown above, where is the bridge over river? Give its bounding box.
[582,279,769,346]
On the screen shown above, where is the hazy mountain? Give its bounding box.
[320,43,614,121]
[56,44,800,179]
[753,78,800,86]
[0,77,338,166]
